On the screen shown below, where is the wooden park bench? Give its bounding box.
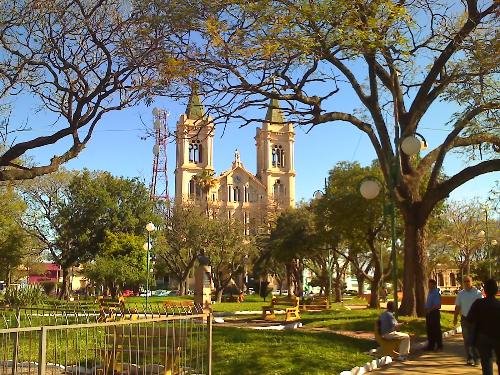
[300,295,329,311]
[222,293,245,303]
[374,321,403,357]
[262,295,300,322]
[164,300,195,314]
[101,322,185,375]
[97,296,126,322]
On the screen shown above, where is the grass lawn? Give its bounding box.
[213,326,374,375]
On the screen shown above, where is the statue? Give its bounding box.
[234,149,241,164]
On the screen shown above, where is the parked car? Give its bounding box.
[154,289,170,297]
[139,291,152,297]
[343,289,358,296]
[122,289,135,297]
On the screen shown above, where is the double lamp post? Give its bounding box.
[359,132,427,313]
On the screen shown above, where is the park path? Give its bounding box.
[374,334,498,374]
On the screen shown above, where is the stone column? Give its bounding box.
[194,263,212,314]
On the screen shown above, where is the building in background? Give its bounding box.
[174,91,295,233]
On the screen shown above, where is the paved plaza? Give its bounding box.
[375,334,498,374]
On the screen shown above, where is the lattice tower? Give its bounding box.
[150,108,170,202]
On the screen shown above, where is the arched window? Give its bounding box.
[273,179,283,198]
[437,272,444,287]
[233,186,241,202]
[272,144,285,167]
[244,185,249,202]
[189,178,202,199]
[189,140,203,163]
[450,273,456,287]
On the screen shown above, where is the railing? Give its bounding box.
[0,306,212,375]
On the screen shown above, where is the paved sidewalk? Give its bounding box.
[374,334,498,374]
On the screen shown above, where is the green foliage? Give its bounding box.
[206,216,257,298]
[4,285,46,306]
[39,281,57,295]
[155,203,210,291]
[84,232,147,293]
[56,170,155,265]
[0,186,33,282]
[270,205,319,262]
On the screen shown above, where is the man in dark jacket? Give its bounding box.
[466,279,500,375]
[425,279,443,351]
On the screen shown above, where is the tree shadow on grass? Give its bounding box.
[213,327,374,374]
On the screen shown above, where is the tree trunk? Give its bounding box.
[59,267,72,300]
[465,254,471,275]
[216,288,223,303]
[369,268,381,308]
[355,271,366,296]
[333,263,345,303]
[399,216,428,317]
[178,279,186,295]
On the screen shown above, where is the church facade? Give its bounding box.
[174,92,296,233]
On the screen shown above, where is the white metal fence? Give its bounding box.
[0,307,212,375]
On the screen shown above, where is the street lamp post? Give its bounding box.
[144,222,156,309]
[359,133,427,315]
[479,217,497,279]
[313,189,333,305]
[360,179,399,311]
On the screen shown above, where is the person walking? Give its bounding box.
[378,301,410,361]
[425,278,443,351]
[453,275,483,366]
[466,279,500,375]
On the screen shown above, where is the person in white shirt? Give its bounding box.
[378,301,411,361]
[454,275,483,366]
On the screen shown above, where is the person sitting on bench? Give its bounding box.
[378,301,411,361]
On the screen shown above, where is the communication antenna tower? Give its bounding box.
[150,108,170,202]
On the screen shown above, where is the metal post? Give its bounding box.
[328,247,332,306]
[38,326,47,375]
[11,308,20,375]
[207,313,213,375]
[146,232,150,310]
[390,200,398,316]
[485,209,491,278]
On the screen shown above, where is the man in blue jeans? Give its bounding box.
[454,275,483,365]
[425,279,443,351]
[467,279,500,375]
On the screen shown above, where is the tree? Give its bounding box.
[155,203,210,295]
[19,170,75,296]
[21,170,154,298]
[156,0,499,315]
[0,0,185,181]
[270,205,320,297]
[206,217,257,303]
[438,200,486,276]
[55,171,155,298]
[0,185,36,284]
[313,162,393,307]
[84,232,146,297]
[192,170,217,216]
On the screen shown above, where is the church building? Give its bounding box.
[174,92,296,233]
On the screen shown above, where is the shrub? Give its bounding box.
[40,281,57,295]
[4,284,46,306]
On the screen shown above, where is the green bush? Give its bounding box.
[40,281,57,295]
[4,284,46,306]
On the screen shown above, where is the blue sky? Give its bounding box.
[9,93,498,205]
